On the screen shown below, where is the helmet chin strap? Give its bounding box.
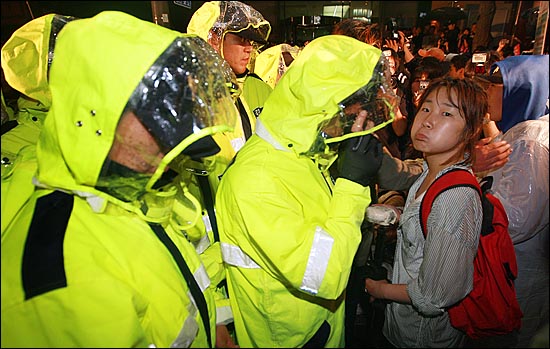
[146,124,232,192]
[311,151,338,174]
[118,125,231,229]
[170,184,202,231]
[209,31,225,60]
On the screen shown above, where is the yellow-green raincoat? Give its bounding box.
[1,11,238,347]
[1,15,77,233]
[185,1,273,326]
[216,35,389,347]
[1,14,75,175]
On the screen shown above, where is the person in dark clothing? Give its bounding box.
[445,21,460,54]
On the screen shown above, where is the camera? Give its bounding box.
[385,18,399,40]
[472,52,488,63]
[475,64,486,75]
[472,53,488,75]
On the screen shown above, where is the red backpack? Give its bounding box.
[420,168,523,339]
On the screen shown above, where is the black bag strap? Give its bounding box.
[196,174,230,297]
[236,97,252,140]
[149,223,212,348]
[196,175,219,242]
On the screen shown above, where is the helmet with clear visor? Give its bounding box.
[306,54,399,157]
[96,36,237,202]
[188,1,271,53]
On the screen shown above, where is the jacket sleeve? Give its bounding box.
[219,175,371,301]
[198,241,234,325]
[378,146,423,191]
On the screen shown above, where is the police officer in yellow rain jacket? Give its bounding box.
[182,0,272,284]
[1,11,238,348]
[216,35,399,347]
[184,2,273,333]
[187,1,272,180]
[1,15,76,234]
[1,14,76,177]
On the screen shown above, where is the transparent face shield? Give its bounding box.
[96,36,237,204]
[306,55,399,156]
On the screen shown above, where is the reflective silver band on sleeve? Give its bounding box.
[193,217,212,254]
[194,263,211,292]
[170,299,199,347]
[220,242,261,268]
[300,226,334,295]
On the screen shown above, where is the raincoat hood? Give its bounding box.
[253,43,301,88]
[1,14,76,108]
[187,1,271,49]
[258,35,394,156]
[36,11,236,210]
[492,54,549,133]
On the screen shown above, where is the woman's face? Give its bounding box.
[411,87,466,161]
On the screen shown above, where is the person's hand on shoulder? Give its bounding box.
[472,136,512,175]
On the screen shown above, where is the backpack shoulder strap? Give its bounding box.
[420,168,481,238]
[478,176,503,236]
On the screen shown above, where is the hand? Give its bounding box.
[337,134,383,187]
[364,278,389,303]
[498,38,509,50]
[472,137,512,175]
[391,107,407,137]
[397,30,406,47]
[385,38,399,52]
[216,325,240,348]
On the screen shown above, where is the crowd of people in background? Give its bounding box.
[1,1,548,348]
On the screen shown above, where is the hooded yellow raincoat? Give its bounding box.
[187,1,272,172]
[1,14,75,172]
[185,2,273,326]
[253,43,302,89]
[216,35,389,347]
[0,11,236,347]
[1,14,76,233]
